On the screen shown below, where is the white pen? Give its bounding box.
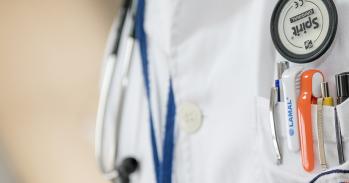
[281,67,302,152]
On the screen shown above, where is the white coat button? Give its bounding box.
[178,103,203,134]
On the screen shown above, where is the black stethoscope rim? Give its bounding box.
[270,0,338,64]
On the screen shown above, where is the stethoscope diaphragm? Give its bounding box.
[271,0,338,64]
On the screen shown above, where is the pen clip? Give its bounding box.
[269,87,282,165]
[334,107,345,164]
[316,97,328,170]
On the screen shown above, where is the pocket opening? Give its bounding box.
[255,96,349,182]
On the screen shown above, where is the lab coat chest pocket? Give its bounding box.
[255,96,349,183]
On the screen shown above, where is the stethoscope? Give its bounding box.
[270,0,337,64]
[95,0,177,182]
[95,0,138,182]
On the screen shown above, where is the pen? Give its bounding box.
[268,61,289,165]
[316,82,332,170]
[281,67,302,152]
[336,72,349,104]
[268,61,288,165]
[276,62,289,102]
[335,72,348,164]
[321,82,334,106]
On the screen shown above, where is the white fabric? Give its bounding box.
[103,0,349,182]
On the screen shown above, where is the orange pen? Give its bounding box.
[297,70,324,172]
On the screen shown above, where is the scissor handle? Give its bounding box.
[297,69,323,172]
[298,91,314,172]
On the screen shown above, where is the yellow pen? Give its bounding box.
[321,82,334,106]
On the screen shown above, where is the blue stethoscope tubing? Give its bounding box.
[135,0,176,182]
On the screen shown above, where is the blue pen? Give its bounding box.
[276,62,289,102]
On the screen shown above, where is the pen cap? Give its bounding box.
[321,82,330,98]
[277,62,289,79]
[335,72,349,98]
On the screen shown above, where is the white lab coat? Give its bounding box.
[102,0,349,182]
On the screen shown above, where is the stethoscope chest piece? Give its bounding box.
[271,0,338,64]
[117,157,139,183]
